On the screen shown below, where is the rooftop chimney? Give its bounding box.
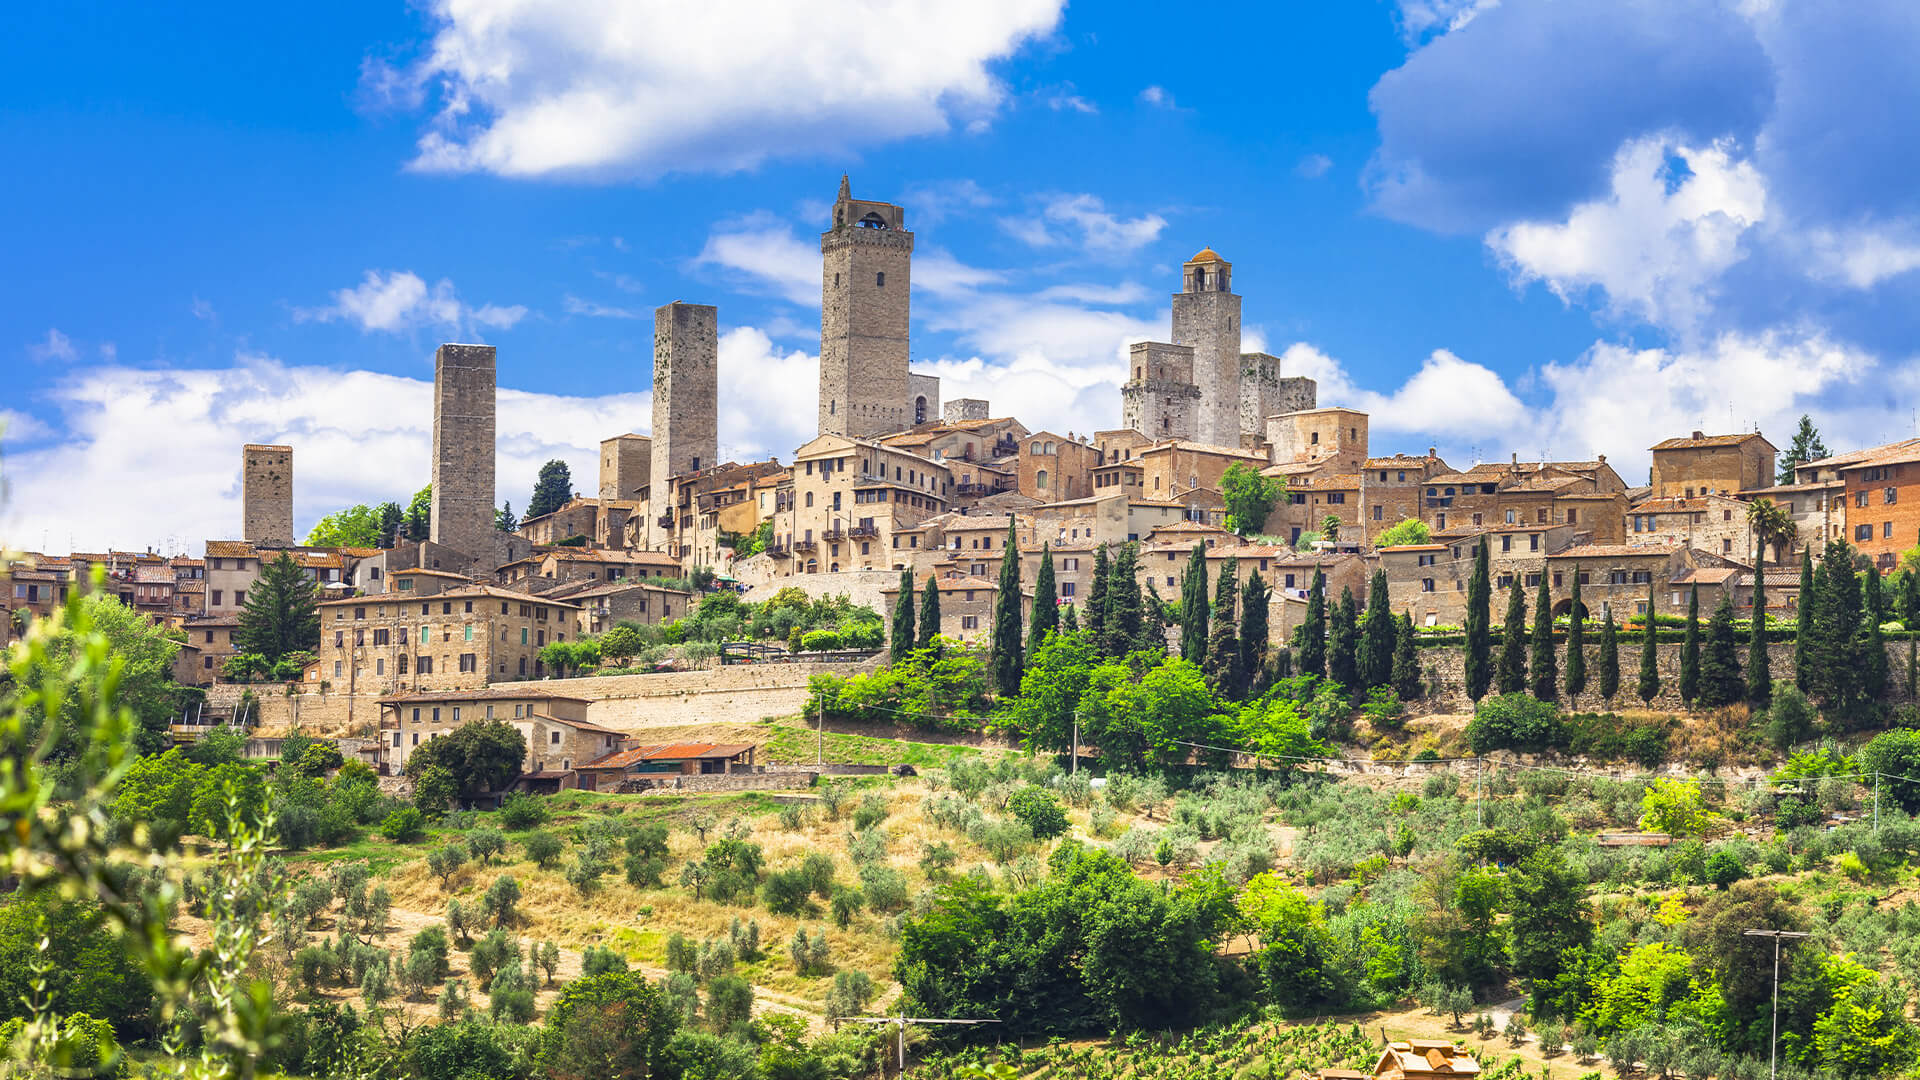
[1692,430,1704,440]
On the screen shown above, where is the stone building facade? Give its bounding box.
[429,344,497,560]
[1170,249,1242,447]
[1267,408,1370,473]
[819,177,913,438]
[1014,431,1099,502]
[773,433,951,575]
[313,585,583,700]
[600,433,651,501]
[241,444,293,546]
[1649,431,1777,497]
[1626,494,1755,561]
[375,689,627,777]
[1122,342,1202,441]
[907,372,941,427]
[944,398,990,423]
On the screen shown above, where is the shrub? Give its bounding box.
[497,794,549,831]
[625,854,666,888]
[581,945,628,976]
[482,875,521,927]
[763,868,816,915]
[566,854,609,893]
[979,819,1036,862]
[523,831,563,869]
[625,823,670,860]
[801,630,843,652]
[858,864,908,913]
[830,887,864,929]
[665,933,697,974]
[799,853,837,897]
[851,792,891,831]
[1703,847,1748,889]
[1362,686,1406,731]
[825,970,875,1021]
[1466,693,1562,754]
[1005,788,1069,839]
[379,807,427,843]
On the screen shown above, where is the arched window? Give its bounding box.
[806,559,817,573]
[1036,469,1049,490]
[915,396,928,424]
[830,563,840,573]
[805,492,814,507]
[1044,441,1055,454]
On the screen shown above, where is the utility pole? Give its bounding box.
[1475,756,1483,828]
[838,1015,999,1073]
[1874,771,1881,831]
[815,698,824,766]
[1744,929,1809,1080]
[1070,707,1082,777]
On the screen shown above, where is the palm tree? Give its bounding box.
[1746,497,1797,568]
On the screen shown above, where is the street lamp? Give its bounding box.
[1744,928,1810,1080]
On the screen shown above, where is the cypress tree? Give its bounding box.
[1863,566,1891,710]
[1296,569,1328,677]
[1794,556,1817,694]
[1497,576,1528,696]
[1139,578,1172,655]
[1636,592,1661,704]
[1679,583,1701,705]
[917,575,941,651]
[1086,544,1110,653]
[1747,567,1771,705]
[1205,557,1244,697]
[1359,569,1395,690]
[1464,538,1494,701]
[1328,586,1359,690]
[890,568,915,664]
[1564,568,1586,701]
[1030,544,1058,647]
[376,501,404,548]
[1240,569,1270,682]
[1104,544,1144,658]
[1699,592,1743,708]
[1597,608,1620,703]
[1903,568,1920,629]
[236,551,321,662]
[990,521,1024,697]
[1529,572,1557,701]
[1867,562,1890,626]
[1061,603,1080,632]
[1392,612,1421,700]
[1811,539,1863,719]
[1179,543,1209,662]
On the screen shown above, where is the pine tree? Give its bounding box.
[1597,608,1620,703]
[1747,566,1771,705]
[890,569,915,665]
[1497,577,1528,696]
[1086,545,1110,653]
[495,502,518,532]
[527,459,574,520]
[1679,584,1701,705]
[1179,543,1209,663]
[1359,569,1395,690]
[236,552,321,662]
[917,575,941,651]
[1637,592,1661,704]
[376,501,404,548]
[1794,556,1818,693]
[1779,414,1830,485]
[1810,539,1863,719]
[1030,544,1058,647]
[1240,569,1270,682]
[1328,586,1359,690]
[1296,570,1327,676]
[991,521,1024,697]
[1464,537,1494,701]
[1205,558,1244,698]
[1564,568,1587,701]
[1392,612,1421,700]
[1699,593,1743,708]
[1104,544,1144,658]
[1529,572,1557,701]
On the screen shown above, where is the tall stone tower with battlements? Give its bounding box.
[241,443,293,545]
[1170,248,1242,447]
[818,176,912,438]
[429,343,496,559]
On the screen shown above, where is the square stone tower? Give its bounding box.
[1239,352,1318,448]
[1121,342,1201,441]
[944,398,991,423]
[1171,248,1242,447]
[241,443,293,545]
[907,372,941,427]
[429,343,496,559]
[599,433,652,501]
[819,176,913,438]
[650,302,719,484]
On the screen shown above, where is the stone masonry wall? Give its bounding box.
[650,303,718,483]
[241,444,293,545]
[819,219,913,437]
[429,344,496,560]
[1414,639,1918,713]
[1171,288,1241,448]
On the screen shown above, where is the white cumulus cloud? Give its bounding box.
[392,0,1064,179]
[296,270,528,334]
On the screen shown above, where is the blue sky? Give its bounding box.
[6,0,1920,553]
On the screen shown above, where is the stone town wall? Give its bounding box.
[618,771,819,794]
[1413,639,1917,712]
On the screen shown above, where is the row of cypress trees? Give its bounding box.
[1289,567,1423,701]
[1453,533,1914,713]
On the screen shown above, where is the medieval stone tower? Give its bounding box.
[819,176,913,438]
[1121,343,1201,440]
[1171,248,1242,447]
[429,343,496,559]
[599,433,652,501]
[1239,352,1318,448]
[241,443,293,545]
[650,302,718,482]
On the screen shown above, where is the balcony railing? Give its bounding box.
[849,523,879,538]
[791,537,818,551]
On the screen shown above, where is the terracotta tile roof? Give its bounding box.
[392,568,475,580]
[1556,491,1627,500]
[170,556,206,567]
[1141,439,1267,460]
[1802,438,1920,471]
[1672,566,1740,584]
[1292,473,1361,488]
[377,688,593,704]
[204,540,256,558]
[530,713,628,736]
[1546,544,1679,559]
[1379,544,1448,552]
[1649,432,1774,450]
[580,742,757,769]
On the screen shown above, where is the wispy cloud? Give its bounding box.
[564,295,646,320]
[294,270,527,334]
[1295,153,1333,179]
[25,329,77,363]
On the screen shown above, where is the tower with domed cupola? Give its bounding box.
[1170,247,1242,447]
